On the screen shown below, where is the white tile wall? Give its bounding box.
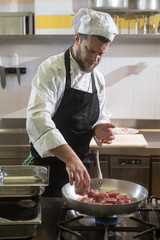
[34,0,74,15]
[155,105,160,119]
[0,36,160,120]
[97,38,160,120]
[155,81,160,104]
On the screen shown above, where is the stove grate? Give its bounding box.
[57,196,160,240]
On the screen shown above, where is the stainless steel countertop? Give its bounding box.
[0,119,159,157]
[0,130,158,157]
[89,118,160,156]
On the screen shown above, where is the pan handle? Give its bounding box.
[92,150,103,179]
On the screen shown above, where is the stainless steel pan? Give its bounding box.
[62,151,148,218]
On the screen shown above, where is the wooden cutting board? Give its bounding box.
[90,134,148,148]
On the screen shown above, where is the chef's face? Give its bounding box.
[75,34,111,73]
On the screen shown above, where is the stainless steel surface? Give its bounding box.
[94,150,103,179]
[0,145,30,166]
[62,149,148,217]
[151,157,160,196]
[0,119,29,145]
[0,131,29,145]
[90,155,109,178]
[0,12,33,35]
[0,118,159,165]
[136,0,160,10]
[0,199,41,239]
[0,165,49,197]
[110,155,150,190]
[111,119,160,129]
[90,0,129,10]
[62,179,148,217]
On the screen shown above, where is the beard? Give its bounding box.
[75,45,98,73]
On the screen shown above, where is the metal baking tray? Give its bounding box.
[0,165,49,197]
[0,198,41,239]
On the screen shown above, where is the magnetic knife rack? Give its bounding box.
[5,67,26,74]
[0,67,26,88]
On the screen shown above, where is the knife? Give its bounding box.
[16,67,21,85]
[0,66,6,89]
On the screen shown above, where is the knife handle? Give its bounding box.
[92,150,103,179]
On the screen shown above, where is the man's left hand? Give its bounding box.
[94,123,115,144]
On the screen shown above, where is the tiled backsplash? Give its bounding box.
[0,36,159,120]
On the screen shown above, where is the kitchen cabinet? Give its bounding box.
[151,157,160,196]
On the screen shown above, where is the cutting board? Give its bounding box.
[90,134,148,148]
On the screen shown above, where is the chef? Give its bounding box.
[24,8,117,197]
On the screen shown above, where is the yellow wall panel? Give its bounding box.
[36,15,73,29]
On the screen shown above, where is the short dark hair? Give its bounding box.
[79,33,110,43]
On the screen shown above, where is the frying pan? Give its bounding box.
[62,150,148,218]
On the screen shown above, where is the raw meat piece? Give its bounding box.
[79,188,131,205]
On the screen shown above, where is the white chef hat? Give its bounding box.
[72,8,118,42]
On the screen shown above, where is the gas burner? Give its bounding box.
[95,216,118,226]
[57,197,160,240]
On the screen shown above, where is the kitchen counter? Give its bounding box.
[89,118,160,156]
[0,119,160,160]
[89,131,160,156]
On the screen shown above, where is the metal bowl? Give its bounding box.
[90,0,129,10]
[136,0,160,10]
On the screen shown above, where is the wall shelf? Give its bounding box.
[92,9,160,16]
[0,34,160,41]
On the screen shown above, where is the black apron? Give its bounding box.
[31,48,100,197]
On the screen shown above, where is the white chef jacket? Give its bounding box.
[26,50,110,158]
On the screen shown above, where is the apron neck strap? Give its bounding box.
[64,47,96,92]
[64,47,71,88]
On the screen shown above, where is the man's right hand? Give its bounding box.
[49,144,91,195]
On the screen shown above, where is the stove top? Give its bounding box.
[57,196,160,240]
